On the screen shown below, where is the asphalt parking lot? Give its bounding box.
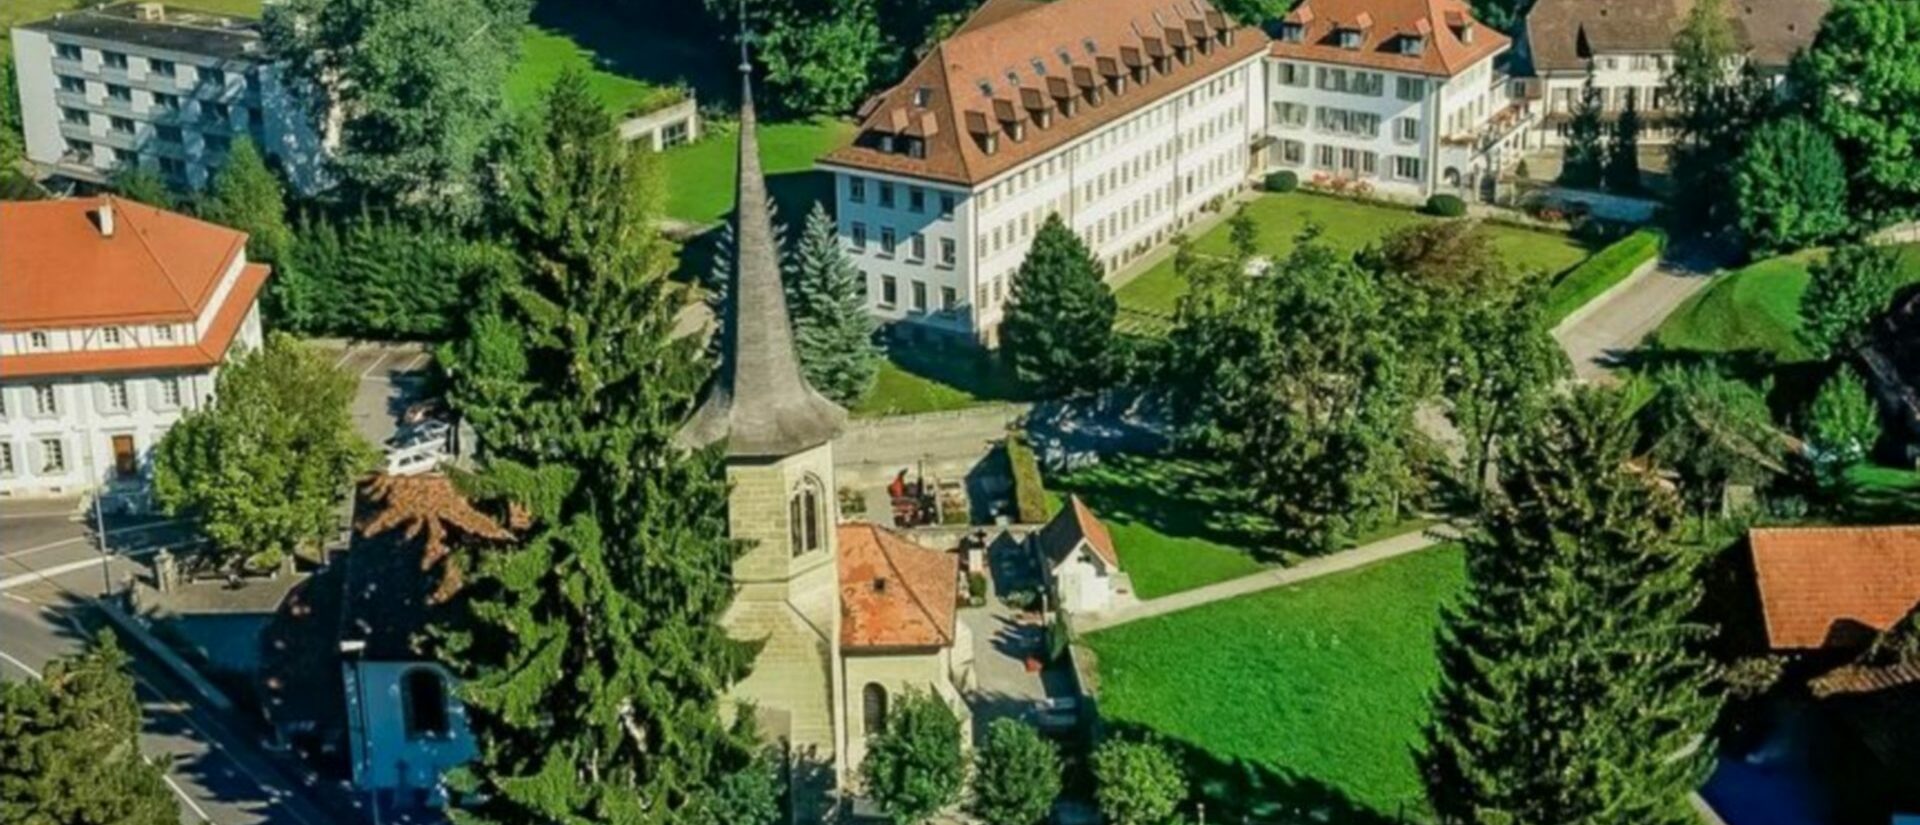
[309,340,438,449]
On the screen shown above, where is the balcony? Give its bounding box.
[1441,103,1534,156]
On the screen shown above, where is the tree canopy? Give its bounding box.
[1000,213,1117,395]
[861,689,966,824]
[786,202,881,403]
[969,718,1061,825]
[1734,116,1851,253]
[1800,0,1920,220]
[1798,243,1903,360]
[1091,738,1185,825]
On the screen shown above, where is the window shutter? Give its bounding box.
[93,382,112,413]
[146,379,164,410]
[27,440,44,475]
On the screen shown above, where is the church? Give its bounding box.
[674,56,976,820]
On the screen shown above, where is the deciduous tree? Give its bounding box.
[1423,388,1720,825]
[1799,243,1903,360]
[1646,364,1783,517]
[1445,284,1566,498]
[862,689,965,824]
[436,70,766,823]
[110,166,175,209]
[1000,213,1117,395]
[0,633,177,825]
[264,0,530,223]
[201,137,292,264]
[969,718,1061,825]
[152,333,373,570]
[786,202,881,403]
[1800,0,1920,220]
[1091,738,1185,825]
[1806,365,1881,488]
[711,0,892,116]
[1669,0,1773,228]
[1734,116,1850,253]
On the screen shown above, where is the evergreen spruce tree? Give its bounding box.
[202,137,293,264]
[1605,94,1643,194]
[1422,388,1721,825]
[0,633,178,825]
[437,68,769,824]
[1560,74,1606,189]
[785,202,880,403]
[1000,213,1117,394]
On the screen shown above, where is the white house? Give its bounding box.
[818,0,1269,345]
[1265,0,1531,200]
[1033,494,1124,614]
[0,195,267,500]
[1513,0,1829,147]
[10,2,329,193]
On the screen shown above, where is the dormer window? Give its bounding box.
[1132,65,1147,84]
[1280,23,1305,42]
[880,134,895,153]
[906,138,925,159]
[1031,58,1048,76]
[1457,25,1475,44]
[1063,97,1078,117]
[977,80,994,98]
[1338,28,1363,49]
[912,86,932,107]
[1005,70,1021,87]
[1010,121,1026,141]
[983,133,999,155]
[1036,109,1052,128]
[1082,37,1098,54]
[1401,35,1426,55]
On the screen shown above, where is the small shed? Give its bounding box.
[1032,495,1122,613]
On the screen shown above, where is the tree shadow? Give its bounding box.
[885,342,1034,404]
[1610,345,1833,420]
[1051,454,1276,555]
[528,0,733,105]
[1104,721,1417,824]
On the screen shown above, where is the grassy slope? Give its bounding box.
[1116,193,1591,315]
[657,118,855,226]
[1653,244,1920,363]
[505,26,679,116]
[1086,545,1466,821]
[848,348,1029,418]
[1047,455,1274,598]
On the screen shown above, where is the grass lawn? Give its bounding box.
[1048,455,1275,598]
[1086,545,1466,822]
[505,26,683,116]
[1114,192,1592,315]
[657,118,856,226]
[847,346,1030,418]
[1653,244,1920,364]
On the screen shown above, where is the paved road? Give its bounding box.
[0,504,342,825]
[833,404,1027,487]
[1554,243,1723,383]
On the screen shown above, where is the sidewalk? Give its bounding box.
[1075,522,1461,633]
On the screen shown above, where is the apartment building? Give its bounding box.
[0,196,268,499]
[1514,0,1829,146]
[10,2,326,193]
[1265,0,1529,199]
[819,0,1267,343]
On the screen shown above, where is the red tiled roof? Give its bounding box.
[0,196,250,328]
[839,522,959,650]
[1035,494,1119,568]
[1271,0,1508,76]
[1748,526,1920,651]
[2,263,269,379]
[820,0,1269,187]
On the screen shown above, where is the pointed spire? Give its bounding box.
[678,23,846,458]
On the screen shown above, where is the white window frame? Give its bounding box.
[40,438,66,475]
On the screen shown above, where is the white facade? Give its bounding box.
[0,256,263,500]
[1049,543,1116,613]
[827,54,1266,344]
[1530,53,1679,147]
[11,12,327,193]
[343,659,476,804]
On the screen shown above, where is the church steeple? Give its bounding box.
[679,34,846,458]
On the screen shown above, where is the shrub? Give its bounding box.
[1515,159,1532,180]
[1263,170,1298,192]
[1006,431,1051,524]
[1541,227,1667,322]
[1424,193,1467,217]
[967,572,989,606]
[1092,739,1185,825]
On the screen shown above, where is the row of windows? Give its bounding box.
[1549,85,1670,114]
[54,42,230,86]
[848,223,958,267]
[57,76,259,126]
[867,272,958,314]
[0,379,187,419]
[0,439,67,477]
[23,326,178,351]
[848,178,957,218]
[1271,139,1424,182]
[1275,61,1426,103]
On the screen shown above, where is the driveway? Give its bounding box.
[311,340,437,448]
[958,530,1063,742]
[1554,240,1724,383]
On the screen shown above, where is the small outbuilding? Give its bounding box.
[1032,495,1123,614]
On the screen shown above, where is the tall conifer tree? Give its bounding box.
[785,202,880,403]
[1422,388,1721,825]
[1605,95,1644,194]
[1000,213,1116,394]
[436,69,769,823]
[0,634,177,825]
[1561,74,1606,188]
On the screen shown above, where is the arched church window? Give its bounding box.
[789,475,825,556]
[401,667,450,739]
[862,683,889,736]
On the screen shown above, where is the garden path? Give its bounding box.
[1075,522,1462,633]
[1554,238,1728,383]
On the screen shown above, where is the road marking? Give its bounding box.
[0,518,189,561]
[0,648,42,678]
[0,510,80,521]
[358,350,393,381]
[0,546,163,590]
[401,352,431,372]
[3,593,34,606]
[331,344,361,368]
[161,774,213,822]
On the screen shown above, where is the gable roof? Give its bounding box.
[839,522,959,650]
[1035,495,1119,568]
[1,263,269,379]
[0,196,249,329]
[818,0,1268,187]
[1522,0,1827,74]
[1748,526,1920,651]
[1270,0,1509,77]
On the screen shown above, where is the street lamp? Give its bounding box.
[84,432,112,598]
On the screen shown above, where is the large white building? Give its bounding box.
[823,0,1528,343]
[1512,0,1828,147]
[10,2,327,193]
[0,195,268,500]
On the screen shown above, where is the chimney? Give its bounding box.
[94,202,116,238]
[134,3,165,21]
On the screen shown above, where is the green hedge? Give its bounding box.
[1006,431,1052,524]
[1263,170,1298,193]
[1544,227,1668,323]
[268,213,516,340]
[1424,193,1467,217]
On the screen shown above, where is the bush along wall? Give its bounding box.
[1542,227,1669,324]
[267,212,516,340]
[1006,430,1052,524]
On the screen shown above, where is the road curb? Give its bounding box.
[1550,255,1665,337]
[96,601,235,713]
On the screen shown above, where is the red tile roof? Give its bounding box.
[839,522,959,651]
[819,0,1269,187]
[1271,0,1508,76]
[1035,495,1119,568]
[0,196,250,329]
[2,263,268,379]
[1748,526,1920,651]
